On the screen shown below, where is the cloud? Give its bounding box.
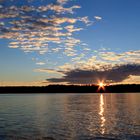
[94,16,102,20]
[98,50,140,64]
[0,0,92,58]
[47,64,140,84]
[79,16,92,25]
[39,4,81,14]
[43,49,140,84]
[71,53,85,62]
[57,0,69,5]
[58,63,74,71]
[65,25,83,32]
[36,62,46,65]
[9,45,19,48]
[34,68,64,75]
[50,49,140,74]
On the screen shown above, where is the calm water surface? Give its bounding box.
[0,93,140,140]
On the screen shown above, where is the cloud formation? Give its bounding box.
[94,16,102,20]
[36,62,46,65]
[42,49,140,84]
[47,64,140,84]
[34,68,64,75]
[0,0,94,57]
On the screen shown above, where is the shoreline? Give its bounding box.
[0,84,140,93]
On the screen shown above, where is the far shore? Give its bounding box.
[0,84,140,93]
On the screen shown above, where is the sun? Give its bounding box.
[97,81,106,92]
[99,82,104,88]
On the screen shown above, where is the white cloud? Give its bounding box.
[34,68,64,75]
[1,0,105,76]
[94,16,102,20]
[9,45,19,48]
[65,25,83,32]
[36,62,46,65]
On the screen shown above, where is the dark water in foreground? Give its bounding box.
[0,93,140,140]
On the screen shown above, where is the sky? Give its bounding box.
[0,0,140,86]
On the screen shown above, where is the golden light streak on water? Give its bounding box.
[99,94,106,134]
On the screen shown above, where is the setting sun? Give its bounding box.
[99,82,105,88]
[97,82,106,92]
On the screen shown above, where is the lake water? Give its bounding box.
[0,93,140,140]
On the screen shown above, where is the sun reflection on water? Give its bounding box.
[99,94,106,134]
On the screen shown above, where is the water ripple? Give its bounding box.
[0,93,140,140]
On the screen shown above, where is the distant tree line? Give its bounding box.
[0,84,140,93]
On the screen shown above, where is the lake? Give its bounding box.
[0,93,140,140]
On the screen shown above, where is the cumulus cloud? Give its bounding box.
[0,0,92,56]
[43,49,140,84]
[98,50,140,64]
[47,64,140,84]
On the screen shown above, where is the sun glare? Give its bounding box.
[97,81,106,92]
[99,82,104,88]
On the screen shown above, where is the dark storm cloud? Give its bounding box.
[47,64,140,84]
